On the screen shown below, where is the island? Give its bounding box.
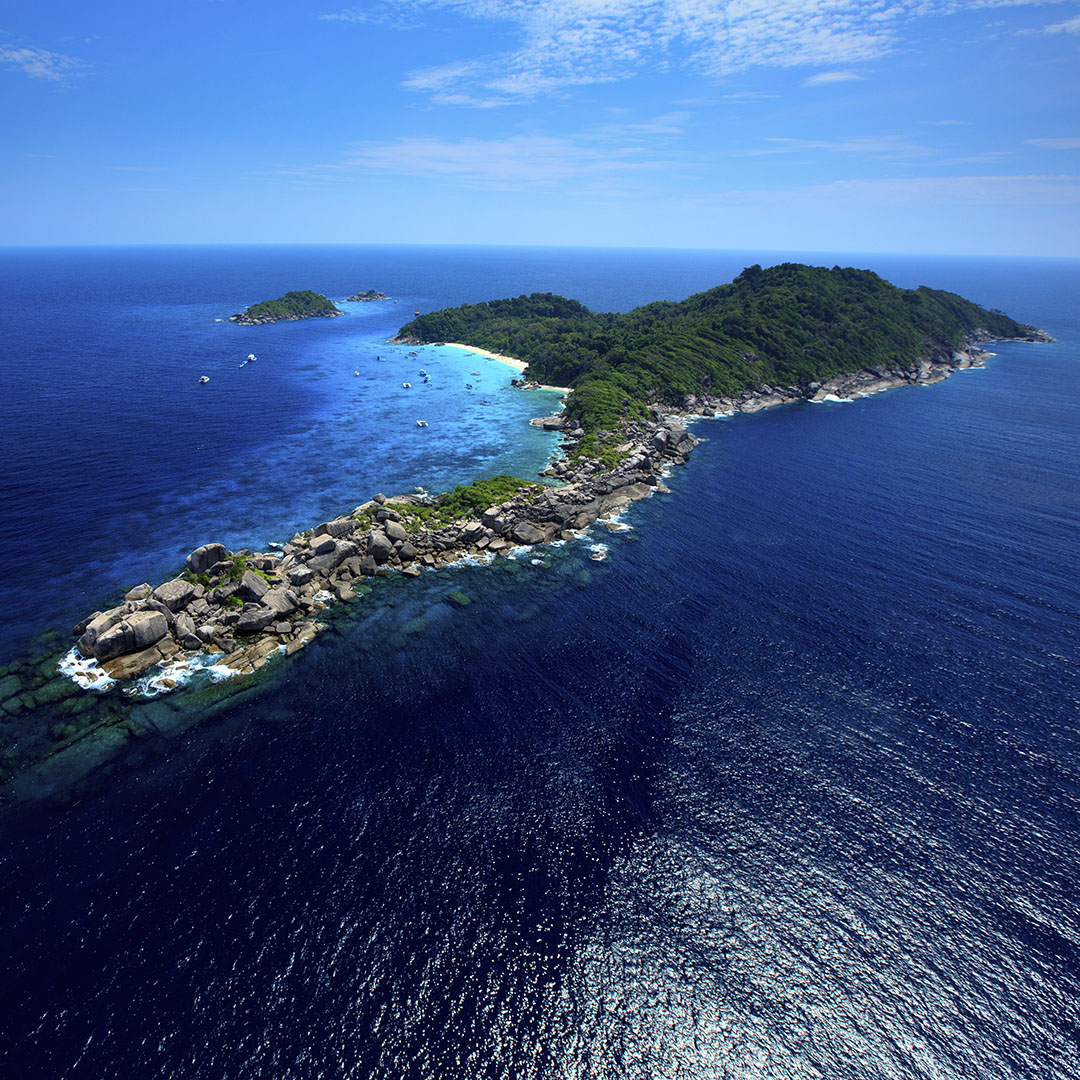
[229,289,342,325]
[0,264,1053,808]
[345,290,389,302]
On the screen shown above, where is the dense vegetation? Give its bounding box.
[239,290,341,320]
[355,476,541,530]
[396,263,1029,437]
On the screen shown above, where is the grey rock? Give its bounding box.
[398,541,419,562]
[186,543,227,574]
[239,569,269,602]
[236,605,276,635]
[77,605,128,658]
[309,533,337,556]
[152,578,196,612]
[124,583,153,602]
[510,521,545,545]
[384,519,408,542]
[263,588,298,616]
[368,531,394,563]
[288,566,314,587]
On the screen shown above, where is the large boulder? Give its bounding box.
[236,605,276,635]
[510,521,545,545]
[186,543,227,575]
[77,605,128,659]
[309,533,337,556]
[398,541,419,563]
[93,610,168,661]
[384,519,408,543]
[239,569,269,602]
[152,578,196,612]
[314,517,354,538]
[262,588,298,617]
[124,583,153,602]
[287,565,314,587]
[368,531,394,563]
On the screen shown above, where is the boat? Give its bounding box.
[416,420,428,428]
[199,376,210,384]
[247,353,256,361]
[354,370,359,376]
[480,399,492,406]
[471,371,481,375]
[419,369,427,376]
[402,382,412,388]
[465,383,473,390]
[414,310,420,315]
[423,376,431,383]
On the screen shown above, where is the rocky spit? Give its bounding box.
[0,329,1052,806]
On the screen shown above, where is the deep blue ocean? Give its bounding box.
[1,245,1078,1078]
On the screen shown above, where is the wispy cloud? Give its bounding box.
[264,131,682,192]
[1041,13,1080,35]
[1025,137,1080,149]
[751,134,935,161]
[325,1,1066,106]
[0,44,85,82]
[803,70,863,87]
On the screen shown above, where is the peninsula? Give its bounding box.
[229,289,342,325]
[0,264,1052,807]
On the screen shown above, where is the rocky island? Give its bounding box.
[229,289,342,325]
[345,290,389,302]
[1,264,1053,807]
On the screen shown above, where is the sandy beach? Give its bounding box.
[443,343,571,394]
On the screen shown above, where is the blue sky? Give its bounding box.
[3,0,1078,254]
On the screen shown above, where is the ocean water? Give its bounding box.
[1,246,1078,1078]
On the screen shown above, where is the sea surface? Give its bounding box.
[1,246,1078,1078]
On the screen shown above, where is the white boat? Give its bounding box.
[199,376,210,384]
[402,382,412,388]
[416,420,428,428]
[247,353,257,361]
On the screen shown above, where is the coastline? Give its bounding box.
[439,343,573,394]
[0,330,1052,810]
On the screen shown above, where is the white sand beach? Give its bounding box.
[443,343,571,394]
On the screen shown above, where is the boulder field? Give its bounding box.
[68,411,701,686]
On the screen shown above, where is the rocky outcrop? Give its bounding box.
[345,290,389,302]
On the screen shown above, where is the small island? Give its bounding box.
[345,290,389,302]
[229,289,342,325]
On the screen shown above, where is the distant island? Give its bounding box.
[394,262,1051,462]
[1,264,1053,807]
[345,290,389,302]
[229,289,342,325]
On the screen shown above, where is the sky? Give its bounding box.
[2,0,1079,254]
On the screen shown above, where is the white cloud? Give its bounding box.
[342,133,670,189]
[752,134,936,160]
[0,44,84,81]
[1025,137,1080,149]
[803,70,864,86]
[806,173,1080,206]
[1042,13,1080,33]
[327,1,1069,105]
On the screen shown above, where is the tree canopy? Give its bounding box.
[396,263,1030,435]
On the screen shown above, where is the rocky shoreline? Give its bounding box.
[228,309,343,326]
[0,328,1052,807]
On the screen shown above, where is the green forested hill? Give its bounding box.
[231,290,341,323]
[395,263,1031,435]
